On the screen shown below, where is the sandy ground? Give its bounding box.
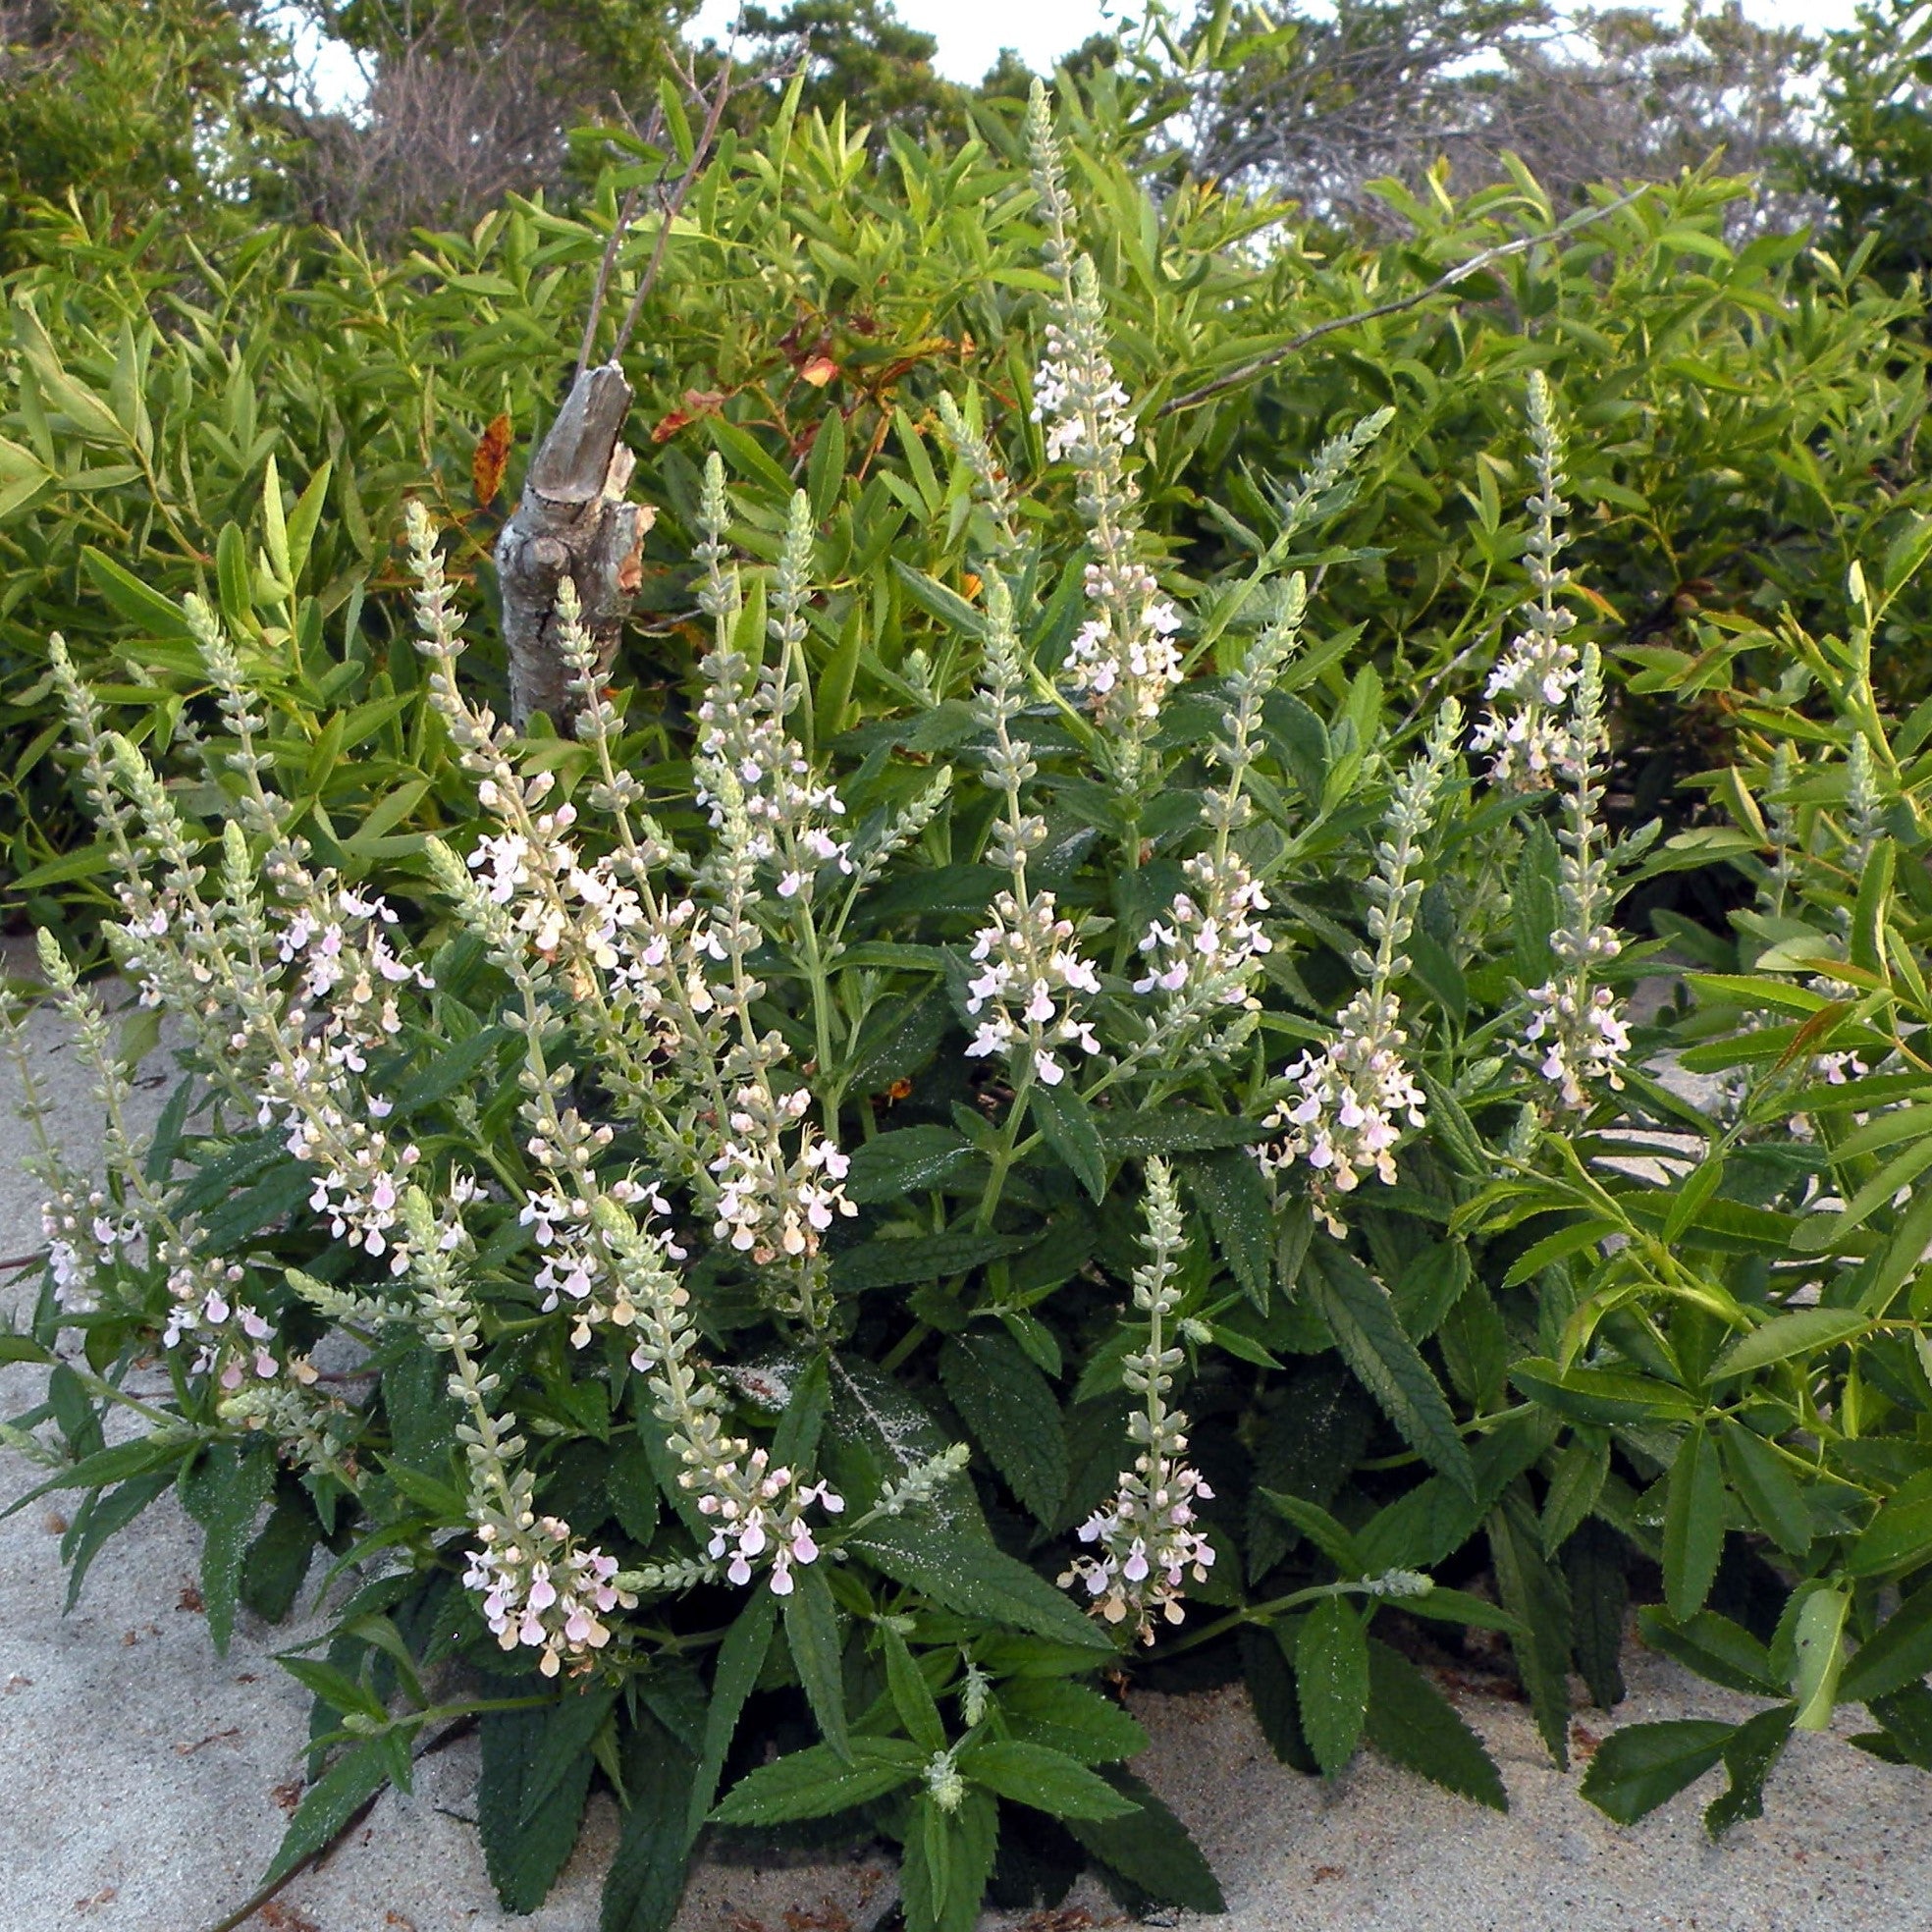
[4,957,1929,1932]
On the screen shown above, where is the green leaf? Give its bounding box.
[1260,1489,1369,1574]
[846,1125,976,1203]
[832,1227,1036,1294]
[1364,1637,1506,1811]
[1540,1433,1609,1555]
[1841,1579,1932,1705]
[1662,1427,1725,1622]
[1510,1357,1701,1426]
[62,1472,174,1612]
[1850,1485,1932,1578]
[1241,1626,1317,1772]
[938,1330,1068,1525]
[889,557,986,638]
[1032,1080,1108,1202]
[710,1740,922,1824]
[961,1740,1139,1819]
[883,1625,947,1754]
[1710,1419,1806,1555]
[1294,1597,1369,1775]
[1097,1109,1269,1156]
[1579,1720,1734,1824]
[1061,1768,1225,1910]
[521,1688,620,1827]
[1704,1703,1795,1838]
[600,1713,697,1932]
[1792,1585,1850,1730]
[80,545,195,639]
[1304,1240,1475,1496]
[478,1705,595,1912]
[1488,1490,1574,1765]
[782,1562,851,1761]
[847,1516,1109,1647]
[1636,1607,1779,1695]
[1182,1148,1275,1309]
[998,1678,1148,1765]
[687,1586,778,1839]
[259,1741,392,1887]
[239,1488,319,1625]
[182,1440,275,1655]
[901,1787,995,1932]
[1709,1308,1871,1379]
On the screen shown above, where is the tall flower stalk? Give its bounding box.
[1261,705,1463,1228]
[1025,80,1180,784]
[1522,643,1630,1108]
[1060,1158,1215,1641]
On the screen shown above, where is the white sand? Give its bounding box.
[5,961,1928,1932]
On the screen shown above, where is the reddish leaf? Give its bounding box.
[472,413,511,509]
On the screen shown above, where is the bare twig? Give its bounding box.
[608,47,738,366]
[1156,182,1654,417]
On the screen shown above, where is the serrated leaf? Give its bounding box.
[1580,1720,1735,1824]
[938,1330,1068,1525]
[1294,1597,1368,1774]
[1704,1704,1795,1837]
[479,1705,595,1912]
[846,1125,977,1203]
[962,1740,1138,1819]
[847,1516,1108,1647]
[259,1740,391,1887]
[182,1440,274,1655]
[601,1712,696,1932]
[1662,1427,1724,1622]
[1304,1239,1475,1495]
[1062,1768,1225,1911]
[900,1787,995,1932]
[711,1740,922,1824]
[1716,1418,1810,1556]
[832,1226,1036,1294]
[1489,1489,1573,1764]
[1709,1307,1870,1377]
[998,1678,1148,1764]
[1365,1637,1506,1810]
[1841,1579,1932,1705]
[687,1586,778,1838]
[1182,1148,1274,1309]
[782,1560,851,1760]
[1097,1109,1269,1156]
[1033,1080,1108,1202]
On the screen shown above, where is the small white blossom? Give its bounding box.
[965,889,1102,1089]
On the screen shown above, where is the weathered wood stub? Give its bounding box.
[495,360,654,729]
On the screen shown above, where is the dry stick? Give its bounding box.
[609,48,738,365]
[1155,182,1655,418]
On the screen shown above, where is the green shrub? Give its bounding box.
[12,81,1932,1930]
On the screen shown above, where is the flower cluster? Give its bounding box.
[1471,371,1583,791]
[708,1085,856,1262]
[1522,642,1630,1109]
[1261,990,1427,1216]
[696,1447,845,1593]
[464,1505,636,1678]
[1134,852,1271,1009]
[1063,557,1184,726]
[1062,1160,1216,1641]
[1032,313,1136,467]
[1524,981,1632,1108]
[40,1184,134,1313]
[965,889,1102,1088]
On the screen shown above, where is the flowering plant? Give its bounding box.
[23,84,1902,1928]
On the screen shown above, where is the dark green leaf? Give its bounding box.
[961,1741,1138,1819]
[782,1562,851,1761]
[260,1741,391,1887]
[479,1705,595,1912]
[1365,1637,1506,1811]
[1580,1720,1735,1825]
[998,1679,1148,1764]
[939,1329,1067,1526]
[1565,1518,1628,1709]
[687,1586,778,1839]
[1182,1149,1275,1310]
[1033,1080,1108,1203]
[1841,1579,1932,1705]
[182,1440,275,1655]
[1662,1427,1725,1622]
[1716,1419,1810,1557]
[239,1487,319,1625]
[1097,1109,1269,1156]
[1704,1703,1795,1837]
[1061,1768,1225,1911]
[1305,1239,1475,1495]
[1241,1626,1316,1772]
[710,1740,922,1824]
[601,1712,696,1932]
[847,1126,977,1203]
[900,1788,995,1932]
[1294,1598,1369,1775]
[832,1227,1036,1295]
[1489,1489,1573,1764]
[1636,1607,1778,1695]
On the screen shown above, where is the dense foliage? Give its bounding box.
[13,82,1932,1925]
